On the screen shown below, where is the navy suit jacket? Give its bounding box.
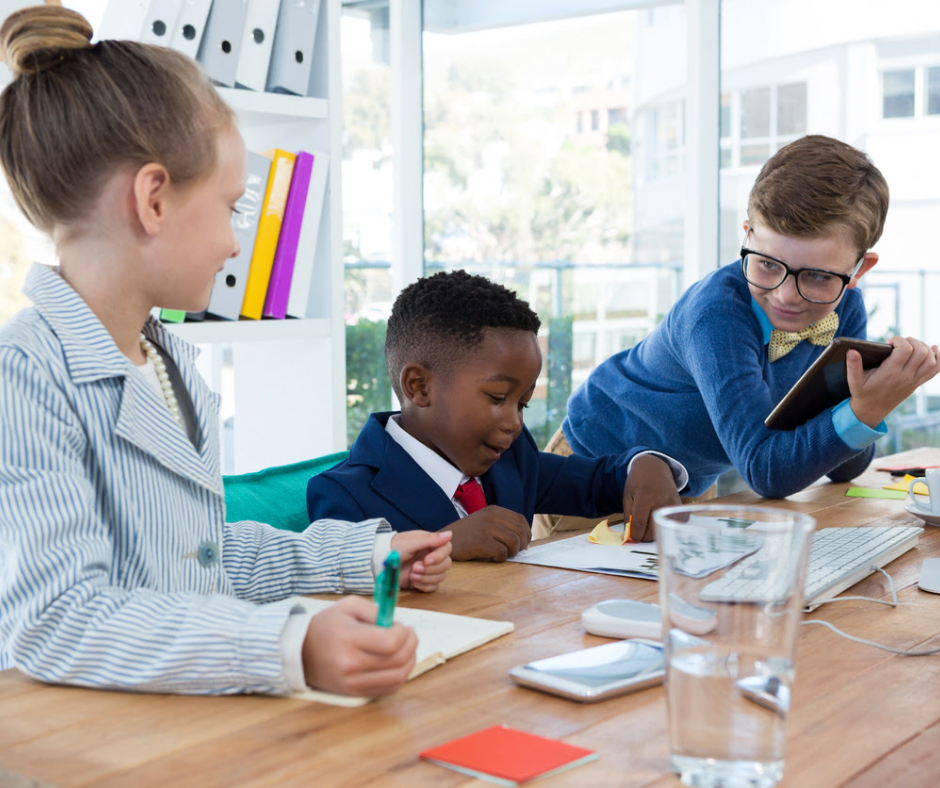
[306,411,640,533]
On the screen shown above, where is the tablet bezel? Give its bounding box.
[764,336,893,431]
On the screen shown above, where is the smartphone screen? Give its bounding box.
[509,639,665,702]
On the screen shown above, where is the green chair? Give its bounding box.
[222,451,349,533]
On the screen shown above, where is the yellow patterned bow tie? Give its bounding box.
[768,312,839,362]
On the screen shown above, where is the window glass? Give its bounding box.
[740,87,771,138]
[341,4,395,444]
[649,101,683,179]
[721,0,940,456]
[719,92,732,138]
[883,68,916,118]
[423,5,685,446]
[776,83,806,135]
[927,66,940,115]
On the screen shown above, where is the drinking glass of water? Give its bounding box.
[654,505,815,788]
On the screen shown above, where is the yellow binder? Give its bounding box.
[240,148,296,319]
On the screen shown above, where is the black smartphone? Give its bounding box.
[764,337,893,430]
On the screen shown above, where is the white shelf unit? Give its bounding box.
[166,0,345,475]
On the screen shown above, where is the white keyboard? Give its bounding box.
[699,526,922,608]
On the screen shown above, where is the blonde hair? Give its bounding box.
[748,135,890,256]
[0,5,235,233]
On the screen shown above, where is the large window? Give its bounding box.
[720,0,940,452]
[341,3,395,444]
[421,4,686,447]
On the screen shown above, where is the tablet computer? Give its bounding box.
[764,336,893,430]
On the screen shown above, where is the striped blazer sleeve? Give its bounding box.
[221,516,387,602]
[0,341,380,695]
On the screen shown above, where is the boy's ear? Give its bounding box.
[847,252,878,289]
[399,362,433,407]
[132,162,172,237]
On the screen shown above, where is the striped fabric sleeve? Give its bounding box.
[1,347,309,694]
[221,517,389,601]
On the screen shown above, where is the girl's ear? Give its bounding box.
[400,362,432,408]
[132,162,172,237]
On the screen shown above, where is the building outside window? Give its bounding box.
[718,82,806,169]
[422,4,684,448]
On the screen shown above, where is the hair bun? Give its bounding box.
[1,6,93,77]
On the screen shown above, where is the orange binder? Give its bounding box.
[240,148,295,319]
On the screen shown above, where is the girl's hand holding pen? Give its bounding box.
[303,596,418,696]
[391,530,453,592]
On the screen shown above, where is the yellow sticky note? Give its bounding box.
[588,516,633,545]
[883,474,928,496]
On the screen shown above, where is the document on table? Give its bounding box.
[510,514,764,579]
[509,532,661,579]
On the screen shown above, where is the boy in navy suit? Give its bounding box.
[307,271,687,561]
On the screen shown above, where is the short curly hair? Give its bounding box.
[385,270,541,400]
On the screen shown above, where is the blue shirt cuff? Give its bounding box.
[831,399,887,450]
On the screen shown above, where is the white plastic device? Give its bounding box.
[582,595,718,639]
[918,557,940,594]
[582,599,662,639]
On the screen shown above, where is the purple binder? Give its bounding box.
[262,151,314,319]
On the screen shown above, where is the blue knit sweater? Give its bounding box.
[563,261,875,498]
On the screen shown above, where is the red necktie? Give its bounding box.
[454,479,487,514]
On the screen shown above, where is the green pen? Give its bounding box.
[374,550,400,627]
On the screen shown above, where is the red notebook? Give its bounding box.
[419,724,597,786]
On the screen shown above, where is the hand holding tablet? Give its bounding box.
[764,337,893,430]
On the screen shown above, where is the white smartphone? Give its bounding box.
[508,639,665,703]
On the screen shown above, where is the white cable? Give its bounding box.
[808,566,899,609]
[801,619,940,656]
[802,566,940,656]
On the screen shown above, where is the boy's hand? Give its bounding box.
[847,337,940,428]
[622,454,681,542]
[446,506,531,561]
[302,596,417,696]
[390,530,453,592]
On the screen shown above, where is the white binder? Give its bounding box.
[266,0,321,96]
[196,0,249,87]
[234,0,280,92]
[139,0,184,46]
[286,150,329,319]
[170,0,213,59]
[207,151,271,320]
[96,0,151,42]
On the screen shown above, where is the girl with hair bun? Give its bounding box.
[0,5,451,697]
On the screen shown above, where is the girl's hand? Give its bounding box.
[302,595,417,696]
[390,530,453,592]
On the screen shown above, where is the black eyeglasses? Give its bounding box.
[740,245,865,305]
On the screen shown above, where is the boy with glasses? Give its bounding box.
[537,135,939,536]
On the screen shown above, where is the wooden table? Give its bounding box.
[3,449,940,788]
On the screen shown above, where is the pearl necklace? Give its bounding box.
[139,334,183,427]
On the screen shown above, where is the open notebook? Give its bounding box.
[287,598,514,707]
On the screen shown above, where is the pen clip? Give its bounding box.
[374,550,400,627]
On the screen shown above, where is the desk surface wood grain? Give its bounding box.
[3,449,940,787]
